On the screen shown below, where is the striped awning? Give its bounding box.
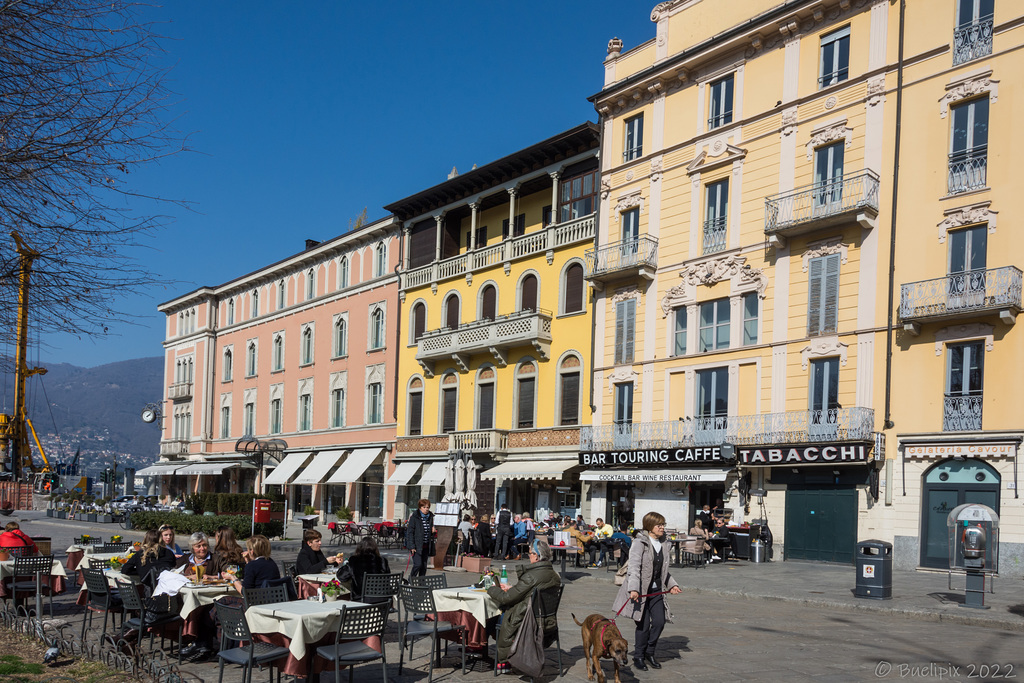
[291,450,347,485]
[385,461,422,486]
[264,452,313,485]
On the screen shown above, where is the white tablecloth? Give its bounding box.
[0,559,67,580]
[246,599,369,659]
[180,583,238,620]
[432,588,500,626]
[297,573,337,584]
[83,553,123,568]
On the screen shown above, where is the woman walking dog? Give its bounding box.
[612,511,682,671]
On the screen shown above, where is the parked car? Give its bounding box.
[109,495,140,511]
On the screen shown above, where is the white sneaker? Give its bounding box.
[596,561,603,567]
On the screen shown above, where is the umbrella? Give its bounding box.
[454,458,467,502]
[465,456,478,508]
[443,458,455,502]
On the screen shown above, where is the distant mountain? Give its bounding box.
[3,357,164,474]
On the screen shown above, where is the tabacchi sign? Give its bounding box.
[578,447,728,467]
[738,444,870,465]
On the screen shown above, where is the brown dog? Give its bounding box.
[572,613,631,683]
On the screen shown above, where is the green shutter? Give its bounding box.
[823,253,840,334]
[808,256,823,335]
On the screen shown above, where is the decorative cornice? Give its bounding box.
[614,190,645,217]
[806,118,853,159]
[611,287,642,304]
[937,201,997,243]
[866,76,886,107]
[800,336,848,369]
[935,323,994,355]
[661,254,768,316]
[940,69,998,118]
[802,237,849,272]
[607,367,639,387]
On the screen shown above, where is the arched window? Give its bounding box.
[407,378,423,435]
[251,289,260,318]
[558,355,582,426]
[520,274,538,312]
[334,317,348,357]
[277,279,286,310]
[227,299,235,325]
[301,327,314,364]
[338,256,350,288]
[480,284,497,320]
[476,367,495,430]
[440,373,458,434]
[563,263,584,314]
[331,388,345,428]
[374,242,387,277]
[223,349,233,381]
[370,307,385,349]
[444,294,460,329]
[246,343,257,376]
[306,268,315,300]
[273,335,284,371]
[516,361,537,429]
[412,302,426,342]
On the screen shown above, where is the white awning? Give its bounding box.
[481,460,577,481]
[325,447,384,484]
[264,452,313,485]
[385,461,422,486]
[579,468,731,483]
[135,463,187,477]
[174,462,252,476]
[291,450,347,485]
[417,461,448,486]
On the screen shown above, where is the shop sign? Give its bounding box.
[578,447,730,467]
[738,443,870,465]
[904,443,1016,459]
[579,468,730,483]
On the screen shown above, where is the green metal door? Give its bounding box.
[784,487,858,563]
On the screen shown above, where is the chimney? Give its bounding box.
[305,239,320,250]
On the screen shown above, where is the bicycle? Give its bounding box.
[118,510,134,530]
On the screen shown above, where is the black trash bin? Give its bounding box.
[855,539,892,600]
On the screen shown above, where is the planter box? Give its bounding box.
[99,515,112,524]
[86,514,97,522]
[57,511,66,519]
[459,556,491,574]
[46,509,53,517]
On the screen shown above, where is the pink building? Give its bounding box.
[146,217,403,522]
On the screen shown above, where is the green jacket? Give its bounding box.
[486,560,561,662]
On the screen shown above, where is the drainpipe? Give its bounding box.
[884,0,905,437]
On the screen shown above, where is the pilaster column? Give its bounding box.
[433,214,443,261]
[507,188,518,236]
[469,203,479,250]
[549,172,560,224]
[402,225,411,270]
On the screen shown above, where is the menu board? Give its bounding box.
[434,501,461,527]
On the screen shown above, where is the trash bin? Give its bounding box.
[855,539,892,600]
[751,539,766,563]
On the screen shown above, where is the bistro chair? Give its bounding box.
[397,584,466,682]
[359,571,402,606]
[116,578,183,664]
[280,560,296,579]
[11,554,56,618]
[409,573,447,591]
[242,583,291,610]
[326,522,343,546]
[214,599,290,683]
[80,566,123,642]
[100,542,131,553]
[315,601,390,683]
[1,545,34,558]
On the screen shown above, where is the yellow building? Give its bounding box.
[385,124,599,521]
[583,0,1021,574]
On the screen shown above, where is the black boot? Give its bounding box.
[633,657,648,672]
[645,655,662,669]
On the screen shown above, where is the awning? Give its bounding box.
[481,460,577,481]
[325,447,384,484]
[579,468,731,483]
[291,450,347,485]
[135,463,187,477]
[264,452,312,485]
[385,461,422,486]
[418,461,448,486]
[174,462,252,476]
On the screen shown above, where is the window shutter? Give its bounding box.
[413,304,425,341]
[614,301,625,364]
[409,393,422,435]
[823,253,840,334]
[624,299,636,363]
[478,383,494,430]
[518,378,535,428]
[560,373,580,426]
[514,213,526,237]
[482,286,496,320]
[521,275,538,311]
[409,219,436,268]
[446,298,460,329]
[808,256,823,335]
[502,218,509,240]
[442,388,457,433]
[564,263,584,313]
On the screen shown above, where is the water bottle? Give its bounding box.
[500,564,508,585]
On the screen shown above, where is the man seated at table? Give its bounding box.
[610,523,633,568]
[487,537,561,674]
[0,521,37,555]
[710,517,732,561]
[296,529,343,575]
[568,522,596,567]
[511,514,529,557]
[593,518,615,567]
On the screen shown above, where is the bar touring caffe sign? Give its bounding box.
[579,447,730,467]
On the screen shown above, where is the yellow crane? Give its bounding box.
[0,232,52,483]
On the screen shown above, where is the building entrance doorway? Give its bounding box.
[784,486,857,563]
[920,458,999,569]
[605,483,635,529]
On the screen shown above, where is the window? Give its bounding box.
[441,384,457,434]
[949,98,989,194]
[369,307,385,349]
[743,293,759,346]
[519,274,538,312]
[708,74,734,130]
[558,357,581,426]
[703,180,728,254]
[814,141,845,209]
[251,289,259,318]
[563,263,585,314]
[301,327,313,365]
[466,223,488,249]
[624,114,643,161]
[614,299,636,365]
[621,207,640,243]
[673,308,687,356]
[223,349,233,381]
[331,388,345,428]
[699,298,730,352]
[374,242,387,277]
[809,357,840,437]
[945,341,984,431]
[299,394,312,431]
[559,169,598,222]
[334,317,348,357]
[227,299,235,325]
[476,369,495,430]
[502,214,526,239]
[948,224,988,308]
[338,256,350,288]
[246,343,257,377]
[306,269,315,300]
[613,382,634,449]
[272,335,284,371]
[367,383,383,424]
[808,253,840,336]
[516,364,536,429]
[819,27,850,88]
[480,285,497,320]
[220,406,230,439]
[696,367,728,441]
[954,0,994,65]
[408,379,423,435]
[444,294,460,330]
[270,398,282,434]
[277,279,286,310]
[411,302,426,342]
[243,402,255,436]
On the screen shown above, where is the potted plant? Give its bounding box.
[110,535,123,544]
[321,579,343,602]
[0,549,9,561]
[80,534,92,545]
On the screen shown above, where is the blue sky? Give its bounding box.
[43,2,655,368]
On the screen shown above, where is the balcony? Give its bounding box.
[580,407,875,450]
[397,429,510,456]
[159,439,190,456]
[401,214,595,292]
[584,235,658,286]
[944,393,983,432]
[947,147,987,195]
[953,16,993,66]
[168,382,192,400]
[764,170,880,247]
[415,308,552,376]
[702,217,727,255]
[899,266,1021,333]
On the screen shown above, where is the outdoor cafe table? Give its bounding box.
[246,598,375,678]
[296,573,350,600]
[432,587,501,651]
[549,543,572,578]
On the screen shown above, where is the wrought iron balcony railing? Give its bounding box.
[764,170,880,241]
[580,407,875,450]
[415,308,552,375]
[944,393,983,432]
[953,16,994,66]
[584,235,658,283]
[899,266,1022,325]
[702,217,727,255]
[168,382,193,400]
[947,147,987,195]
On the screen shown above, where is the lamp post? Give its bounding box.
[235,436,287,537]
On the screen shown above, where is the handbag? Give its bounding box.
[507,594,545,677]
[143,593,181,625]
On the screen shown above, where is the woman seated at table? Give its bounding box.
[122,529,177,585]
[487,537,561,674]
[214,526,247,572]
[339,535,390,599]
[224,534,278,593]
[159,524,183,557]
[689,519,712,557]
[182,532,223,579]
[295,529,342,575]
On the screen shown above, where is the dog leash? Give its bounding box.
[613,590,672,618]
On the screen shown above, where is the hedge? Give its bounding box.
[128,511,283,540]
[183,492,285,515]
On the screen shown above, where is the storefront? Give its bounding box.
[481,458,579,521]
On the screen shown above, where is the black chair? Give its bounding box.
[242,583,291,610]
[315,601,390,683]
[326,522,343,546]
[74,536,101,546]
[115,578,183,664]
[214,599,290,683]
[1,545,34,558]
[359,571,402,605]
[11,554,55,618]
[80,566,123,642]
[494,584,564,677]
[397,584,466,682]
[280,560,296,579]
[101,542,131,553]
[409,573,447,590]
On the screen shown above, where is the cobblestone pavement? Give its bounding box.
[11,510,1024,682]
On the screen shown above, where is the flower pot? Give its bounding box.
[324,594,338,602]
[0,550,9,562]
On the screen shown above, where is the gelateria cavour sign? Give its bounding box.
[578,446,730,467]
[738,443,871,465]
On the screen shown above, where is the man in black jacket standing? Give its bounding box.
[493,502,513,560]
[405,498,435,578]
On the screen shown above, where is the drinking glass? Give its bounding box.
[195,565,206,584]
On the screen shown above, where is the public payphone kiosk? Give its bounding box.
[946,503,999,609]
